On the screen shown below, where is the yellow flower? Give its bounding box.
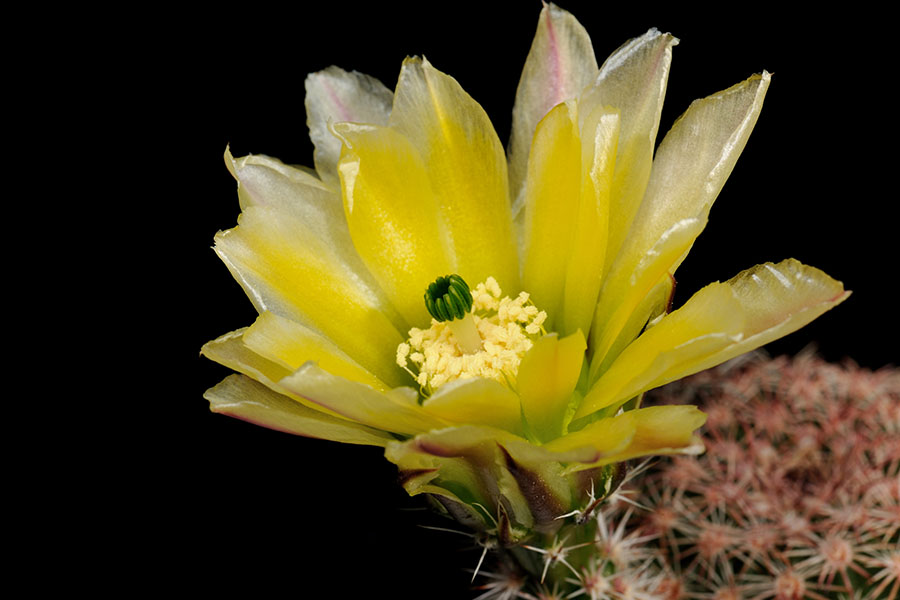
[202,4,848,541]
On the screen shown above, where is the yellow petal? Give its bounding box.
[561,104,618,337]
[521,99,618,337]
[205,374,393,446]
[589,217,707,379]
[521,101,582,326]
[391,57,518,292]
[508,2,599,205]
[498,437,602,468]
[201,327,292,386]
[632,405,706,449]
[602,405,707,464]
[225,149,336,219]
[580,29,678,276]
[624,72,771,277]
[399,424,523,457]
[243,311,389,391]
[591,272,675,379]
[422,378,524,435]
[578,259,848,419]
[336,122,453,327]
[201,327,353,420]
[304,66,393,186]
[589,72,770,375]
[544,411,637,458]
[214,205,407,384]
[224,151,389,313]
[278,363,448,436]
[580,281,744,419]
[669,259,850,375]
[223,150,410,347]
[551,406,706,472]
[516,330,586,442]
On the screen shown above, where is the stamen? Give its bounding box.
[399,277,548,393]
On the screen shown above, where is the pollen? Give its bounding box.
[397,277,547,393]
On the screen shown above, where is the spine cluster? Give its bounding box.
[472,352,899,599]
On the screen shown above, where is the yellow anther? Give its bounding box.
[397,277,548,393]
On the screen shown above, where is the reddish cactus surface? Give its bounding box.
[633,352,900,599]
[473,352,899,599]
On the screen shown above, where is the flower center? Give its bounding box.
[397,275,547,394]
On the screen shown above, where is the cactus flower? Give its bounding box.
[202,3,848,548]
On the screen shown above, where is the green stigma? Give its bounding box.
[424,274,474,322]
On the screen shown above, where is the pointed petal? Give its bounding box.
[402,425,522,457]
[543,411,637,457]
[578,259,848,419]
[225,149,337,218]
[593,405,706,466]
[205,374,393,446]
[608,405,707,462]
[335,122,454,326]
[561,105,619,337]
[580,29,678,275]
[589,217,707,379]
[508,2,599,204]
[243,311,388,391]
[391,57,518,292]
[521,100,618,337]
[517,330,586,442]
[498,437,601,466]
[667,259,849,375]
[590,72,771,374]
[224,151,366,278]
[223,151,400,335]
[548,406,706,472]
[278,363,448,436]
[624,72,771,276]
[592,273,675,378]
[422,378,524,435]
[305,66,393,186]
[521,101,582,326]
[201,327,350,420]
[214,205,407,386]
[201,328,292,385]
[580,280,744,418]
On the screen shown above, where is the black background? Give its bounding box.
[160,2,894,597]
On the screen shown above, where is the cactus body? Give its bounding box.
[472,353,899,599]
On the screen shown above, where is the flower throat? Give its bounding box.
[397,274,547,394]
